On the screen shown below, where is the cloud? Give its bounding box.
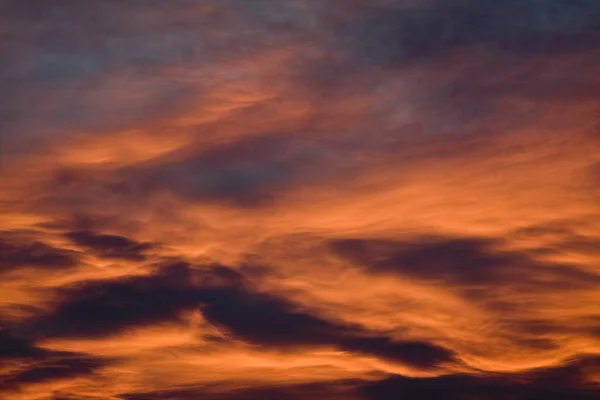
[198,285,344,346]
[339,337,455,370]
[124,134,304,207]
[331,236,508,282]
[23,262,456,370]
[330,235,600,288]
[2,0,600,398]
[0,233,78,272]
[0,328,107,394]
[198,279,457,370]
[361,358,600,400]
[0,0,226,154]
[0,328,43,360]
[114,358,600,400]
[2,356,102,389]
[26,263,233,338]
[65,230,154,261]
[511,222,600,257]
[339,0,600,65]
[121,380,363,400]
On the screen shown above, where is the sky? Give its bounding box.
[1,0,600,399]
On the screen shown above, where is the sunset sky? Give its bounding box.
[1,1,600,399]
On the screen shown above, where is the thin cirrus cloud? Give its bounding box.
[1,0,600,399]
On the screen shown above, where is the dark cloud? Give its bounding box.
[129,136,299,207]
[361,359,600,400]
[331,235,600,288]
[199,284,456,369]
[0,328,107,393]
[26,263,233,338]
[341,0,600,65]
[2,356,102,389]
[199,286,345,346]
[4,320,596,400]
[65,230,154,261]
[22,262,455,369]
[332,236,508,283]
[323,0,600,148]
[41,133,340,209]
[121,359,600,400]
[339,337,455,369]
[0,328,43,360]
[121,380,363,400]
[331,234,600,355]
[29,135,304,210]
[0,233,78,272]
[114,132,358,208]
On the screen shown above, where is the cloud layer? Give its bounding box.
[1,0,600,399]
